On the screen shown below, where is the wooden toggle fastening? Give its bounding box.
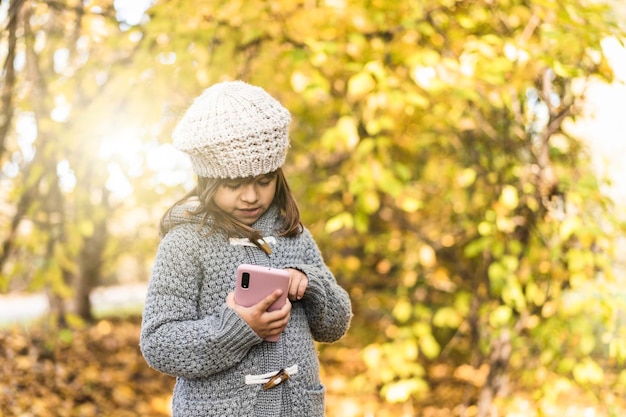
[263,368,290,390]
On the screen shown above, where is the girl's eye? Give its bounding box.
[224,183,240,190]
[257,175,276,186]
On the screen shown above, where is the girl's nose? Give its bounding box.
[240,184,259,203]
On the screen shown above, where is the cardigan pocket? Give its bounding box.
[289,381,326,417]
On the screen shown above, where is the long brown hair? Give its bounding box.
[159,168,302,249]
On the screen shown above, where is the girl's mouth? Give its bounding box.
[238,207,262,218]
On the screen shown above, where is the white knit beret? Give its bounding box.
[172,81,291,179]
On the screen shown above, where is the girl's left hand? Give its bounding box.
[285,268,308,301]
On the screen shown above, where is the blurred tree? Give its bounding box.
[0,0,170,322]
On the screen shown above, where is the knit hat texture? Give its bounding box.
[172,81,291,179]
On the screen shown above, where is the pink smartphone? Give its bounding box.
[234,264,290,342]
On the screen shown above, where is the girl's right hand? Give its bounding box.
[226,291,291,340]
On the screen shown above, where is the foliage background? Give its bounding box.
[1,0,626,416]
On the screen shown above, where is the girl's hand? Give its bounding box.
[285,268,308,301]
[226,291,291,340]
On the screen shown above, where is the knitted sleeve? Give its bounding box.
[140,226,261,379]
[287,228,352,343]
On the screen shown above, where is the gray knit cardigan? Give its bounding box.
[140,204,353,417]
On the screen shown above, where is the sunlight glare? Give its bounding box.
[16,113,37,163]
[412,66,436,89]
[98,129,143,165]
[57,160,77,193]
[1,159,18,178]
[53,48,70,74]
[146,143,193,188]
[602,37,626,82]
[97,128,144,197]
[0,2,7,22]
[1,112,36,178]
[106,162,133,199]
[568,36,626,207]
[51,96,71,122]
[114,0,155,26]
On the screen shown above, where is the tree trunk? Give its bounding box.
[476,329,512,417]
[0,0,27,274]
[0,0,22,157]
[75,216,108,321]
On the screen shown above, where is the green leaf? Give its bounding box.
[433,307,463,328]
[572,358,604,385]
[489,305,513,327]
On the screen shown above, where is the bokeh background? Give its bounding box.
[1,1,626,416]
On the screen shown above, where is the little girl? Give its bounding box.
[140,81,353,417]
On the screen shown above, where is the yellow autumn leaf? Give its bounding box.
[347,72,376,100]
[500,185,519,210]
[392,298,412,323]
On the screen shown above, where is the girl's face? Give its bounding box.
[213,173,277,226]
